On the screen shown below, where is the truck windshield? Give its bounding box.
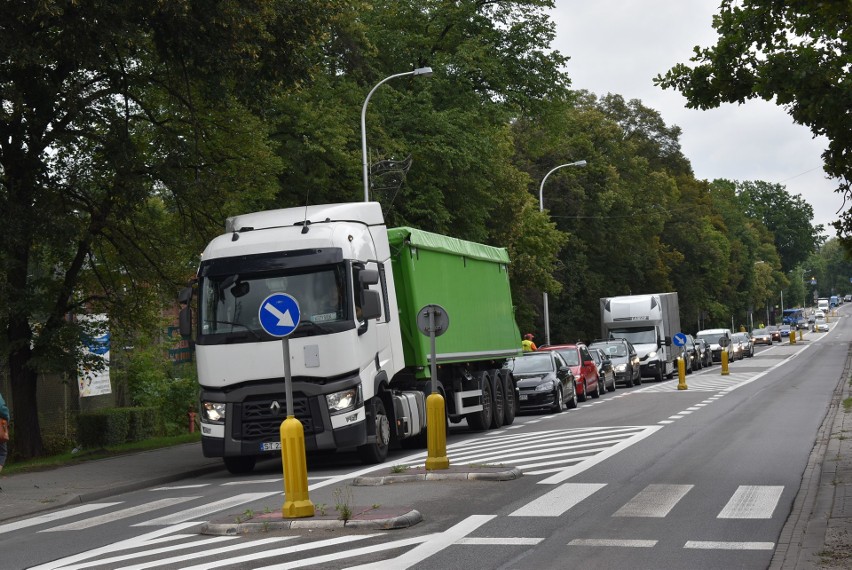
[199,264,353,342]
[608,327,656,345]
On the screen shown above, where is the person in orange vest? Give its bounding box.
[521,333,537,352]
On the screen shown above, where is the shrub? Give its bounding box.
[126,407,159,441]
[77,408,130,448]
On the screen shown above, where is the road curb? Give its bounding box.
[200,507,422,535]
[352,465,522,486]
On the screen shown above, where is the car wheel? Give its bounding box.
[551,386,564,413]
[578,380,587,402]
[591,377,601,399]
[566,381,577,409]
[609,374,616,392]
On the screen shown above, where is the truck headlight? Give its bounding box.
[535,380,555,392]
[326,386,362,415]
[201,402,225,423]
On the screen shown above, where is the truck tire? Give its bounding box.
[466,372,493,431]
[358,397,391,464]
[500,370,517,426]
[224,456,257,475]
[489,370,505,429]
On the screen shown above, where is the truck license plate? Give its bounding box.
[519,394,528,401]
[260,441,281,452]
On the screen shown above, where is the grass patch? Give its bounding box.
[3,432,201,476]
[843,397,852,412]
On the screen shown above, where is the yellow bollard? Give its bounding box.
[799,328,804,341]
[425,392,450,470]
[677,357,688,390]
[790,328,797,344]
[721,350,730,376]
[280,416,315,518]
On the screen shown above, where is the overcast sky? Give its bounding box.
[549,1,842,233]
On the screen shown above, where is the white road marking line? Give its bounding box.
[151,484,209,491]
[684,540,775,550]
[668,415,684,419]
[509,483,605,517]
[0,503,120,533]
[658,420,674,424]
[345,515,496,570]
[134,492,279,526]
[538,426,663,485]
[42,498,199,531]
[50,536,244,570]
[110,536,296,570]
[517,447,610,471]
[456,537,543,545]
[718,485,784,519]
[569,538,657,548]
[221,478,281,485]
[613,484,694,518]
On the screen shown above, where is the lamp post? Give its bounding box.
[800,268,809,308]
[538,160,587,346]
[361,67,433,202]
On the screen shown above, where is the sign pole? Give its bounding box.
[257,293,314,519]
[418,304,449,470]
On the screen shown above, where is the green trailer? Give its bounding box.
[387,227,521,429]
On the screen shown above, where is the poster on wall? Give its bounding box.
[77,314,112,397]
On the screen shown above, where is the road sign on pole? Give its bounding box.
[417,304,450,471]
[257,293,313,518]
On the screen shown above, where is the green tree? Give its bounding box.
[0,1,338,459]
[654,1,852,246]
[735,180,822,271]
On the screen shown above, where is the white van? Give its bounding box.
[818,298,829,312]
[696,328,733,362]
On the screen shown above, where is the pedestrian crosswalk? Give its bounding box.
[27,481,787,568]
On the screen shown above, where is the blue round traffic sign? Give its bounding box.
[258,293,301,337]
[672,332,687,347]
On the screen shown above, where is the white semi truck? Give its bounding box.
[600,293,680,382]
[178,202,522,473]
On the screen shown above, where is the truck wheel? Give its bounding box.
[358,397,390,464]
[489,373,505,429]
[223,456,257,475]
[466,372,493,431]
[500,370,517,426]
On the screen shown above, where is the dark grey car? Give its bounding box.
[589,338,641,387]
[507,351,577,413]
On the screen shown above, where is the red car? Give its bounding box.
[539,343,601,402]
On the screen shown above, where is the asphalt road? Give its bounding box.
[4,315,847,569]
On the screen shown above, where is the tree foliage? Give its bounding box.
[654,0,852,247]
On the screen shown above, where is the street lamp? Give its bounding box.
[538,160,587,346]
[361,67,433,202]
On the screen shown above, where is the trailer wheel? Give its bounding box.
[358,397,390,464]
[466,372,493,431]
[223,456,257,475]
[489,374,505,429]
[500,370,517,426]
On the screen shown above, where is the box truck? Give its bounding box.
[600,293,680,382]
[179,202,522,473]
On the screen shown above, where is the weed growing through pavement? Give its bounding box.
[333,487,354,521]
[390,464,410,473]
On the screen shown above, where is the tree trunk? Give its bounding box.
[7,315,44,459]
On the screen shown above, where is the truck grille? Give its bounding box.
[238,397,320,441]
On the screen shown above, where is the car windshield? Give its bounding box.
[752,329,767,335]
[553,349,580,366]
[591,343,627,357]
[509,353,555,374]
[697,333,724,344]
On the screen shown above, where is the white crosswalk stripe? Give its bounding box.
[718,485,784,519]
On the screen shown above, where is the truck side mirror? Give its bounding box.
[663,336,672,347]
[361,289,382,320]
[359,269,380,286]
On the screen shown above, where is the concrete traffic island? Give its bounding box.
[201,505,423,535]
[352,464,523,486]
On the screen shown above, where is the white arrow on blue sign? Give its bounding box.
[672,332,687,347]
[258,293,301,337]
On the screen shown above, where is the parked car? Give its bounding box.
[813,315,829,332]
[751,328,772,345]
[766,325,782,342]
[732,332,754,358]
[779,324,792,338]
[682,334,701,373]
[589,347,616,392]
[539,343,601,402]
[694,337,713,367]
[696,328,734,362]
[507,351,576,413]
[589,338,641,387]
[845,294,852,303]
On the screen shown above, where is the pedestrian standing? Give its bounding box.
[521,333,537,352]
[0,391,9,473]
